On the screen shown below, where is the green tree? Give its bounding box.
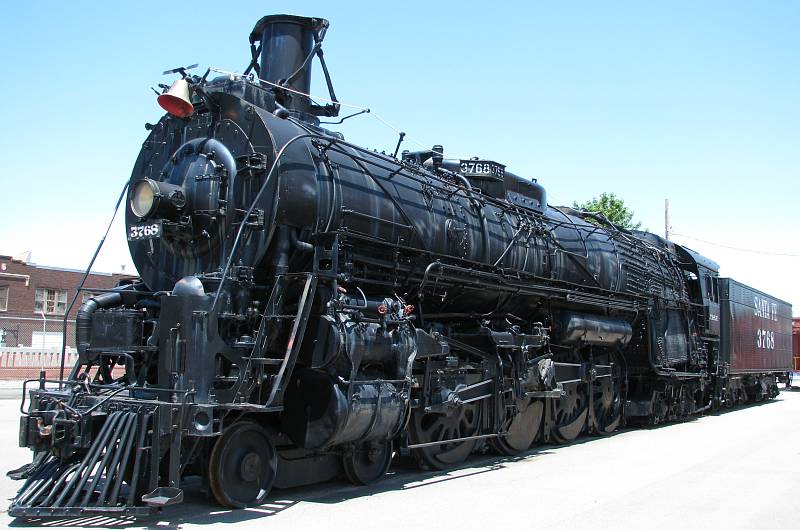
[573,192,642,230]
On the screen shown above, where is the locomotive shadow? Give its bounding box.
[7,446,558,529]
[702,394,782,419]
[295,445,556,506]
[10,400,780,529]
[7,477,300,529]
[628,395,782,433]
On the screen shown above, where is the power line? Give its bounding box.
[671,232,800,257]
[208,67,474,159]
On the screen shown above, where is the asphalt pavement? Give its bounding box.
[1,388,798,529]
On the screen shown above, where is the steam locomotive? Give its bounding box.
[8,14,793,518]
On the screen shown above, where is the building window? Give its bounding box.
[34,288,68,315]
[0,286,7,311]
[82,292,98,304]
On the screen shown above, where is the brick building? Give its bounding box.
[0,253,137,349]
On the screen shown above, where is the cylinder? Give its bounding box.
[281,369,405,449]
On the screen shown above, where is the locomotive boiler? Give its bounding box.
[8,14,793,518]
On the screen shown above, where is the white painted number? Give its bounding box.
[460,161,504,178]
[756,329,775,349]
[129,223,160,240]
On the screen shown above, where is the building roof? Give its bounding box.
[0,255,134,278]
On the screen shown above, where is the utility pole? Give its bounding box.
[664,199,670,241]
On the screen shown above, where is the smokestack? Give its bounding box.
[249,15,328,114]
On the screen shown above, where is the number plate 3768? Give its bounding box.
[128,221,162,241]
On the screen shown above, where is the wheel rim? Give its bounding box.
[342,441,393,485]
[209,422,276,508]
[408,402,481,470]
[592,356,622,435]
[492,398,543,455]
[551,382,588,443]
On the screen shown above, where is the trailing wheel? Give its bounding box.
[209,421,277,508]
[592,354,623,435]
[491,397,543,455]
[551,382,588,443]
[342,440,393,485]
[408,402,481,470]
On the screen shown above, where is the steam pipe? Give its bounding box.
[274,226,293,276]
[290,229,314,252]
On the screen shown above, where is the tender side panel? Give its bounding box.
[720,278,792,373]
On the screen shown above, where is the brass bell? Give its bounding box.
[157,78,194,117]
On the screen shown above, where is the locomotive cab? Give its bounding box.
[674,245,721,337]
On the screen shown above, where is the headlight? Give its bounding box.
[130,179,187,219]
[131,179,157,218]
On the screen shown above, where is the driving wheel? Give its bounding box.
[408,402,481,470]
[592,354,623,435]
[551,382,588,443]
[491,397,543,455]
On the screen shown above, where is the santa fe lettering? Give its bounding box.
[753,296,778,322]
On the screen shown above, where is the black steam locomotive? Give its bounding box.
[8,15,793,518]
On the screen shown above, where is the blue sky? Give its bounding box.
[1,1,798,313]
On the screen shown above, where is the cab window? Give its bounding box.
[704,275,718,303]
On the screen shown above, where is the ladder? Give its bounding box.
[248,273,318,408]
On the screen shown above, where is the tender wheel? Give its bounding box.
[738,387,748,405]
[209,421,277,508]
[652,391,667,424]
[342,440,393,485]
[491,398,543,455]
[551,382,588,443]
[408,402,481,470]
[592,354,623,435]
